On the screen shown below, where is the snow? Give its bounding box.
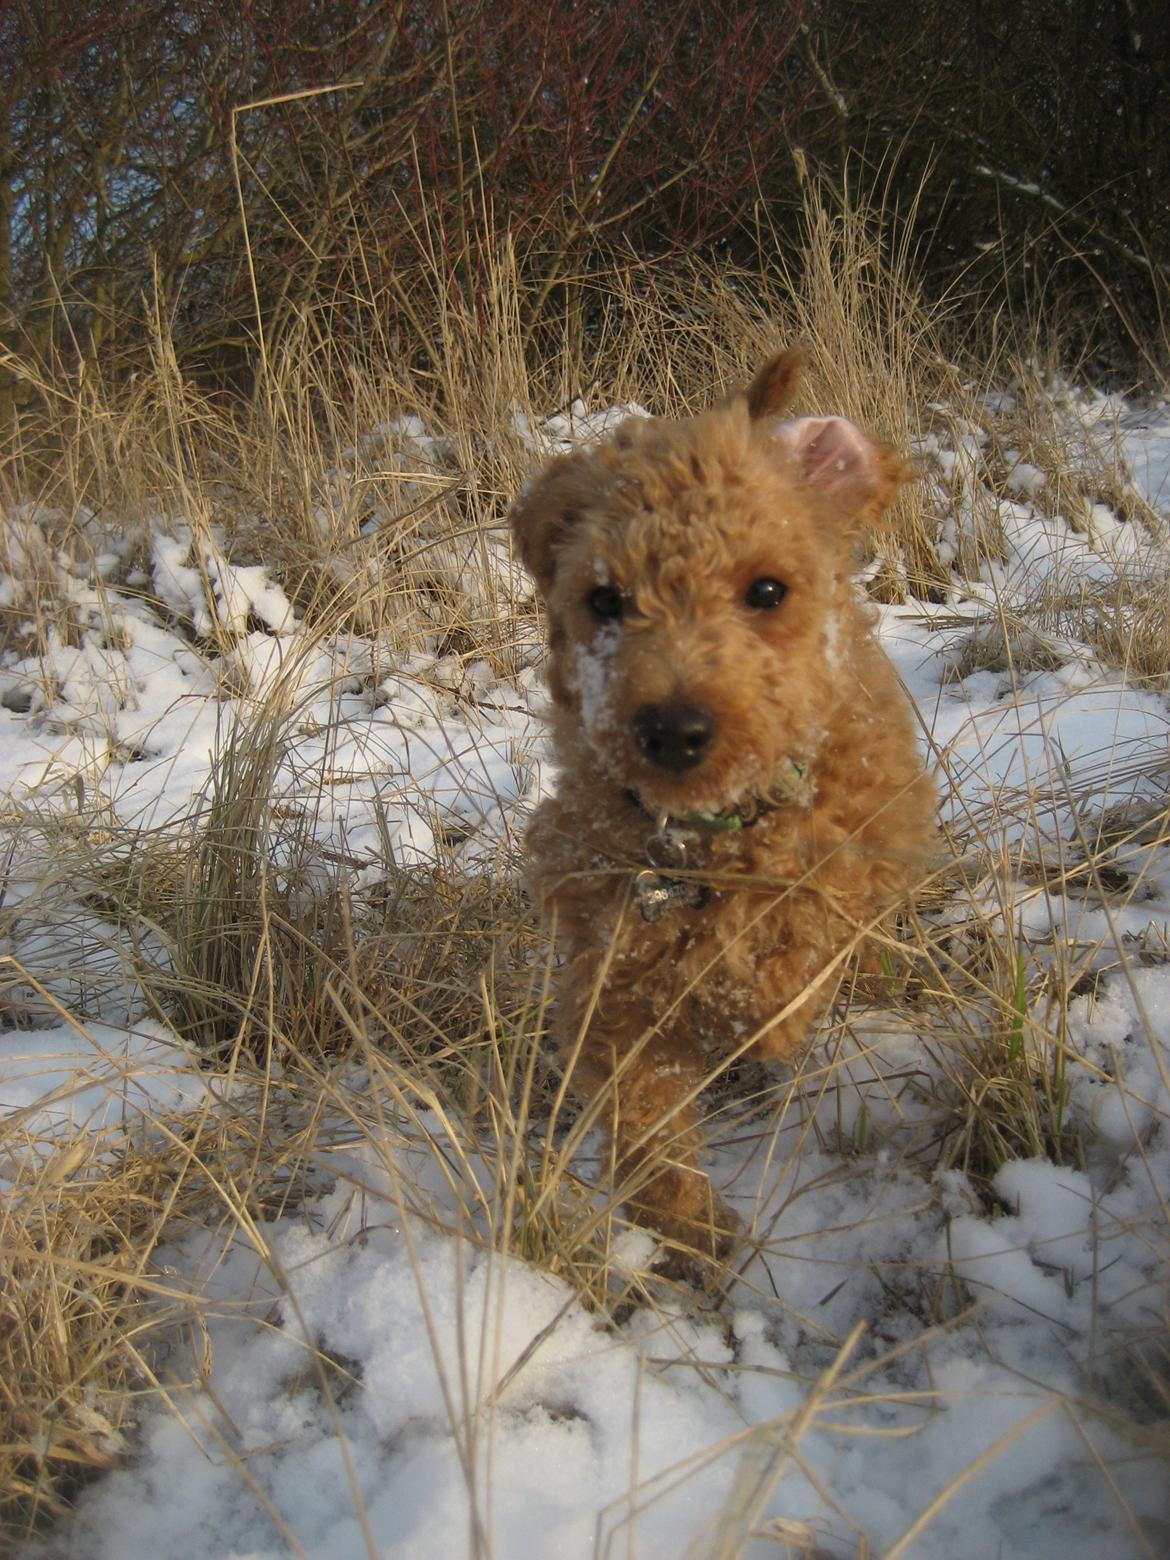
[0,1018,207,1146]
[4,394,1169,1558]
[569,618,623,741]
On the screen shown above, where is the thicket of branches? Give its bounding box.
[1,0,1167,422]
[0,0,806,413]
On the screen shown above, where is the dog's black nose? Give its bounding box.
[632,702,717,772]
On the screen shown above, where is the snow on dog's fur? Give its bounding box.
[511,349,937,1262]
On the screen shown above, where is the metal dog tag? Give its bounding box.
[634,869,707,923]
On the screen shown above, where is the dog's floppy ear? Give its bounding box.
[508,453,587,598]
[746,347,804,420]
[766,414,908,524]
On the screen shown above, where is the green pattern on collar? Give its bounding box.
[678,809,746,831]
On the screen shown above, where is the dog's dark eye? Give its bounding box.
[587,585,624,622]
[745,577,788,611]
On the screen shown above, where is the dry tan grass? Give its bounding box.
[0,1062,319,1542]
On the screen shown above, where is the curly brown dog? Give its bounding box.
[510,350,936,1261]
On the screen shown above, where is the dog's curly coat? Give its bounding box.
[510,350,936,1256]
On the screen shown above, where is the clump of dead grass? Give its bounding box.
[0,1078,312,1545]
[1,1129,144,1539]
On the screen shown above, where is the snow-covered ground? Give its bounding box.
[3,389,1169,1558]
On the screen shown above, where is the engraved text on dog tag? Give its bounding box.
[634,869,707,922]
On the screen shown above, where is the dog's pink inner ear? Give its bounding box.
[767,416,886,507]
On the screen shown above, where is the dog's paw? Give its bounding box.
[644,1197,743,1292]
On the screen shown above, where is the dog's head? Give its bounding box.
[510,350,907,814]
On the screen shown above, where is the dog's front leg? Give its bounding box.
[560,979,737,1261]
